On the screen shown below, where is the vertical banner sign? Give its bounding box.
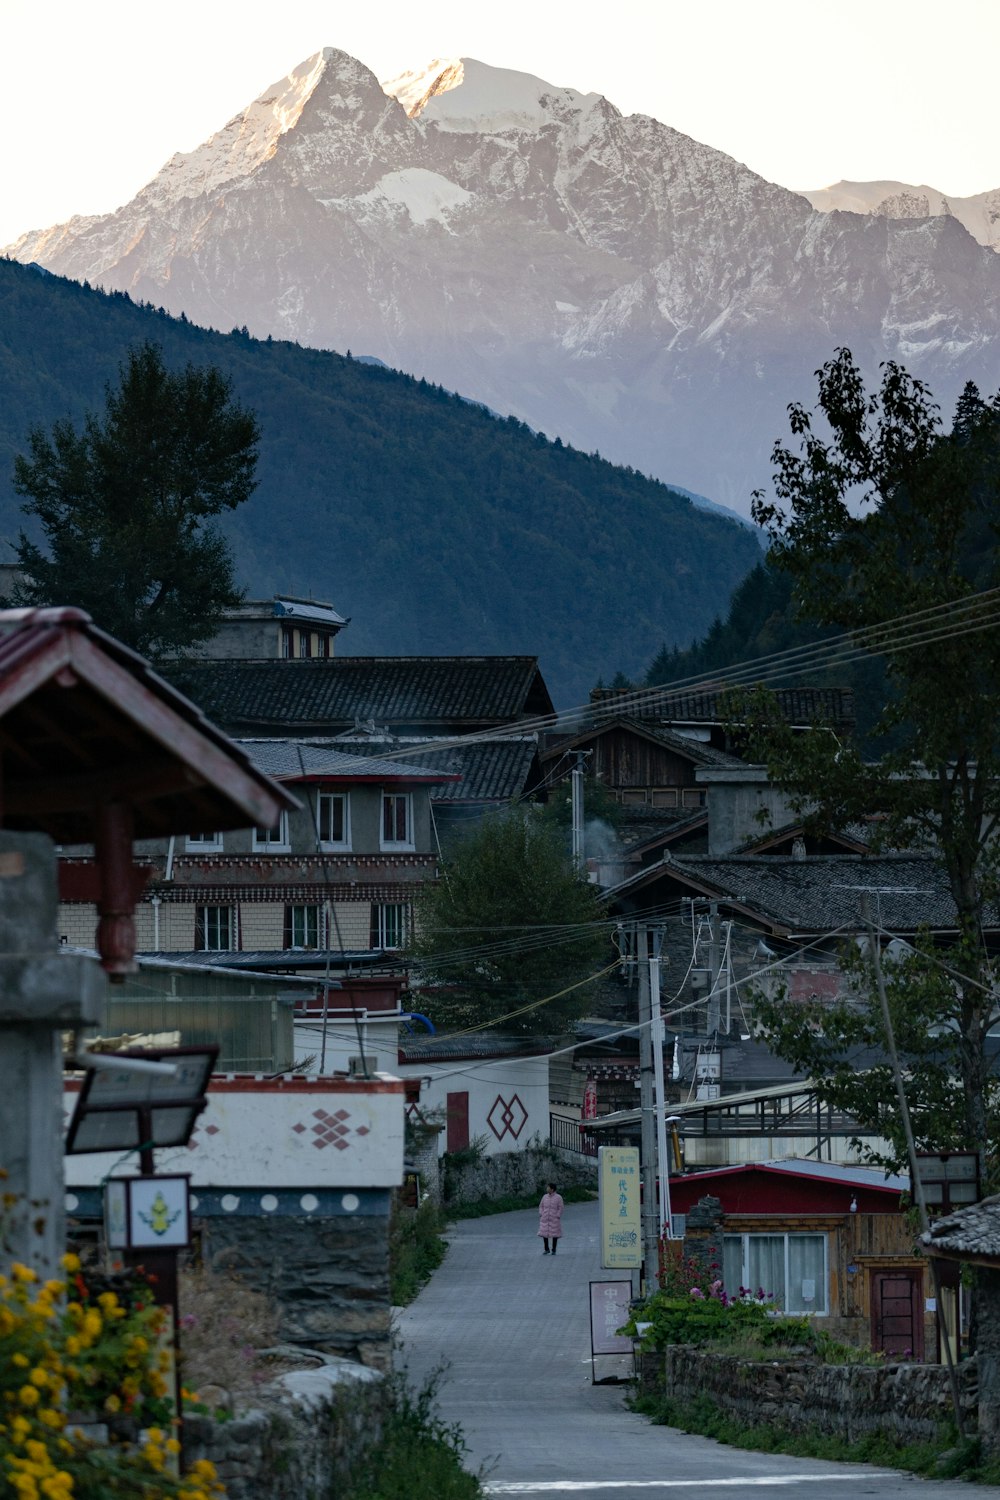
[598,1145,641,1268]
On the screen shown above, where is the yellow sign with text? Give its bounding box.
[598,1145,641,1269]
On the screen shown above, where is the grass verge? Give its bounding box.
[340,1371,484,1499]
[390,1199,448,1306]
[632,1390,1000,1484]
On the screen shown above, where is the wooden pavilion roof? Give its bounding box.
[0,608,294,845]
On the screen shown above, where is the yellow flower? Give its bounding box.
[97,1292,118,1312]
[18,1385,40,1407]
[29,1367,49,1388]
[11,1263,37,1284]
[103,1394,121,1414]
[12,1352,29,1368]
[59,1254,80,1274]
[37,1409,63,1431]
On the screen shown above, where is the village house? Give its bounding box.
[670,1161,926,1358]
[57,741,458,979]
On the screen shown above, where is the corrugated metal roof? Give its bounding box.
[233,739,458,784]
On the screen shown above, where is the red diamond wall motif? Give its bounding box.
[290,1108,370,1151]
[487,1093,528,1142]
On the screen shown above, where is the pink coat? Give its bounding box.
[538,1190,564,1239]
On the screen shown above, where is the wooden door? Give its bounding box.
[446,1091,469,1153]
[871,1269,923,1360]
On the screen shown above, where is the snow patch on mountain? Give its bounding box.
[354,168,472,226]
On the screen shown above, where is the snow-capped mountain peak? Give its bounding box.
[385,57,604,136]
[153,51,334,203]
[8,47,1000,515]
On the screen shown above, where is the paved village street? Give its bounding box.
[396,1200,999,1499]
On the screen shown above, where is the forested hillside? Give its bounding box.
[0,260,760,705]
[642,562,930,749]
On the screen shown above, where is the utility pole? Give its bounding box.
[570,753,586,872]
[707,901,721,1035]
[637,921,660,1289]
[648,927,673,1242]
[862,893,965,1438]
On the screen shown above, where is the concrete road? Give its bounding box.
[396,1200,997,1499]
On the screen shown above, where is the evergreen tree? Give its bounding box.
[411,810,608,1035]
[10,341,259,658]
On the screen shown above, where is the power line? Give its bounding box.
[373,586,1000,762]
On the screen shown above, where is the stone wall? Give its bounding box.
[442,1143,596,1207]
[183,1363,385,1500]
[200,1214,392,1371]
[643,1346,977,1446]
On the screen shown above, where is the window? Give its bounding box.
[381,792,413,849]
[682,788,706,809]
[723,1233,828,1315]
[650,789,678,809]
[316,791,350,849]
[370,902,409,950]
[195,905,234,951]
[185,832,224,852]
[253,812,289,852]
[285,904,321,949]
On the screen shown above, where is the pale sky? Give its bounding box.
[1,0,997,248]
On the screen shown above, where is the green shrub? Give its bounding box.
[339,1371,482,1499]
[631,1391,997,1483]
[390,1200,448,1307]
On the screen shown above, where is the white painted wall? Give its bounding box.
[64,1074,405,1189]
[395,1054,550,1156]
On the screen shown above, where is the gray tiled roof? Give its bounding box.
[398,1033,555,1062]
[922,1196,1000,1261]
[167,656,553,731]
[635,724,749,769]
[733,821,875,855]
[540,717,748,771]
[607,852,997,935]
[233,739,456,784]
[326,737,540,803]
[589,685,855,730]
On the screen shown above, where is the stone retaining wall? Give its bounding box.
[182,1363,385,1500]
[644,1346,977,1445]
[442,1143,595,1208]
[200,1214,392,1370]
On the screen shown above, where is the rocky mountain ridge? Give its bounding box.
[801,178,1000,255]
[9,48,1000,512]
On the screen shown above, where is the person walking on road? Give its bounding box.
[538,1181,564,1254]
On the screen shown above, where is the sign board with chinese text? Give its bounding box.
[589,1280,633,1384]
[598,1145,641,1269]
